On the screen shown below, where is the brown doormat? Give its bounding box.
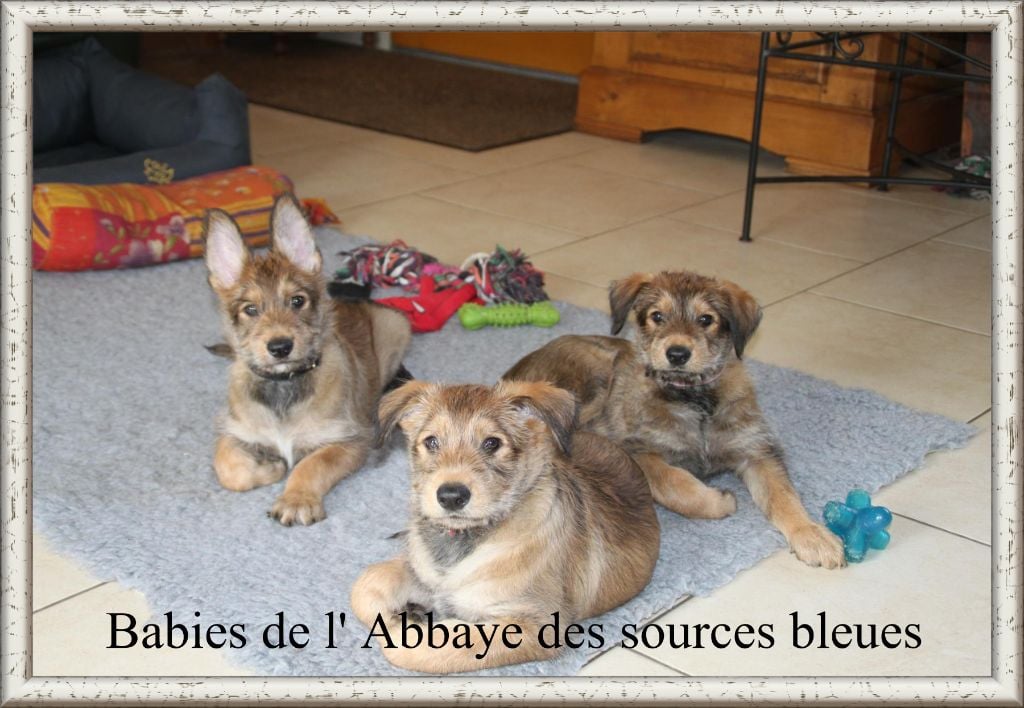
[141,36,579,152]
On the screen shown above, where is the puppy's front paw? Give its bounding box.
[789,523,846,569]
[269,491,325,526]
[707,489,738,519]
[215,447,286,491]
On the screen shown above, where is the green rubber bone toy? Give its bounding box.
[458,301,561,331]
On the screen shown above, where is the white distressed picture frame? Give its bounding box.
[2,2,1020,704]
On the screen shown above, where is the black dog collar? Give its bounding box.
[646,365,723,389]
[251,356,321,381]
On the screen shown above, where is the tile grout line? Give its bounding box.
[705,181,988,220]
[421,189,726,255]
[479,157,736,200]
[668,185,982,247]
[288,165,487,217]
[412,193,581,241]
[757,236,883,263]
[782,226,993,264]
[805,292,990,338]
[346,123,645,183]
[931,236,990,253]
[528,226,639,259]
[663,212,950,265]
[623,648,694,677]
[891,512,990,548]
[836,184,991,218]
[353,137,609,179]
[544,270,610,292]
[968,408,992,424]
[756,228,933,263]
[419,192,594,243]
[551,154,726,200]
[34,581,111,615]
[642,595,696,628]
[415,153,733,232]
[758,216,995,312]
[527,206,730,261]
[256,134,456,169]
[530,237,603,259]
[319,171,493,216]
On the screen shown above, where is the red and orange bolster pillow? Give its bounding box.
[32,165,337,271]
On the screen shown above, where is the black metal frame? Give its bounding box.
[741,32,991,242]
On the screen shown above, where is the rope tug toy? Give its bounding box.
[457,302,561,331]
[333,240,556,333]
[460,246,548,304]
[335,240,434,291]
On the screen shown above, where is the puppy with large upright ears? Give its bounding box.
[505,270,845,569]
[204,194,411,525]
[351,380,659,673]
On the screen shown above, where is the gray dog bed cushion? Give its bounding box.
[32,227,975,677]
[33,38,250,185]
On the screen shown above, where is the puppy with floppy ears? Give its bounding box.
[504,271,845,569]
[350,380,659,673]
[204,195,411,525]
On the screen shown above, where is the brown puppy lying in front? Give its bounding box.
[204,195,411,525]
[504,271,844,569]
[351,380,659,673]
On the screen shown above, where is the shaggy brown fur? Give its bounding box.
[204,195,411,526]
[505,271,845,569]
[351,381,660,673]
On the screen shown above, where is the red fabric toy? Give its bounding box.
[376,275,481,333]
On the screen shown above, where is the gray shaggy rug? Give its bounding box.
[32,228,975,677]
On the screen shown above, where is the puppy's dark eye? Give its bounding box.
[422,435,440,451]
[242,304,259,317]
[481,437,502,453]
[290,295,306,309]
[649,311,665,325]
[698,314,715,327]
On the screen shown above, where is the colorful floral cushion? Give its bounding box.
[32,165,293,271]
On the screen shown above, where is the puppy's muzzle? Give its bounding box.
[267,337,294,359]
[436,483,471,511]
[666,345,692,366]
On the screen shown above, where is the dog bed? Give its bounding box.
[33,37,249,186]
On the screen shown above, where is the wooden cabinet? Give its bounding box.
[575,32,964,176]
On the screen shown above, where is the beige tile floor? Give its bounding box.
[35,104,993,678]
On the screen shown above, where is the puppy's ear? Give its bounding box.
[719,279,762,358]
[376,380,431,447]
[500,380,577,455]
[204,209,249,290]
[609,273,652,334]
[270,193,322,274]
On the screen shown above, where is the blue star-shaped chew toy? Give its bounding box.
[823,489,892,563]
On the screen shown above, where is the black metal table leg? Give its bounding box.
[741,31,771,243]
[879,33,909,192]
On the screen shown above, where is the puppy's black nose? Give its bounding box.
[436,483,470,511]
[666,346,691,366]
[267,337,294,359]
